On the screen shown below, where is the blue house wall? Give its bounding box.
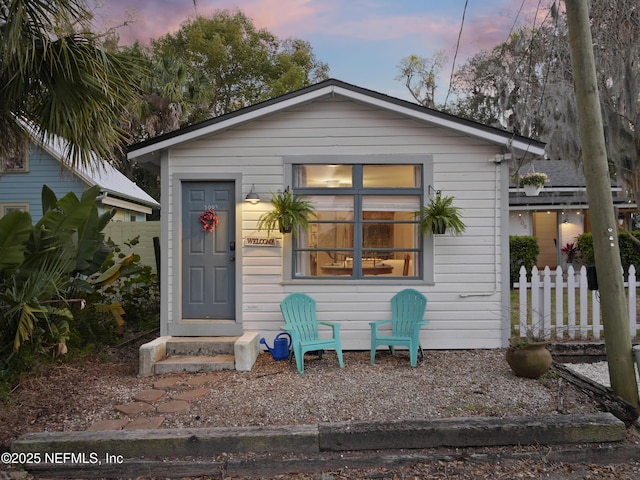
[0,144,88,223]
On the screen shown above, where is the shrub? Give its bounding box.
[577,231,640,278]
[510,236,540,286]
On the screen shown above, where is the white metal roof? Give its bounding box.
[24,123,160,209]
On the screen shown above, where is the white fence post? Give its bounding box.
[516,265,637,341]
[518,266,528,338]
[555,265,564,339]
[567,265,576,339]
[531,266,541,336]
[579,266,589,338]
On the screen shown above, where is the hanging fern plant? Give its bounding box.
[257,187,316,236]
[415,194,466,236]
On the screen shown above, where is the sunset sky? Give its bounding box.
[95,0,547,103]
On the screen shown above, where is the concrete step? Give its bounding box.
[139,333,260,376]
[165,336,238,356]
[154,354,235,374]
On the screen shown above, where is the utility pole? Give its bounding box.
[565,1,639,412]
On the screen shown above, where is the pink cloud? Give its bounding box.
[98,0,330,45]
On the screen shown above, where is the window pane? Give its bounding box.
[359,252,419,277]
[362,195,421,211]
[307,195,354,212]
[294,165,353,187]
[363,165,421,187]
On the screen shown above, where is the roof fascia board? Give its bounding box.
[129,82,545,160]
[128,86,334,160]
[330,86,546,157]
[101,196,153,214]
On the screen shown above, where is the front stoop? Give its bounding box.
[154,354,235,374]
[139,332,260,376]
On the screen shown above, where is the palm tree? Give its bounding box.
[0,0,139,171]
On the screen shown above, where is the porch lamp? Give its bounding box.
[245,184,260,204]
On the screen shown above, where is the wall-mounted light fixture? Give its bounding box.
[245,184,260,204]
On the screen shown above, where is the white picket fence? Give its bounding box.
[514,265,639,340]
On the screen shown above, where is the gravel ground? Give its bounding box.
[2,345,640,479]
[0,349,606,443]
[566,361,640,392]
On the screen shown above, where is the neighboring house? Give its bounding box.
[128,78,545,354]
[0,129,160,222]
[509,158,636,269]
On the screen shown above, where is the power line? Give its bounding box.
[444,0,468,108]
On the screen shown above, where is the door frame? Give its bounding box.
[166,172,244,336]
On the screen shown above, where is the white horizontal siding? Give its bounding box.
[165,96,508,350]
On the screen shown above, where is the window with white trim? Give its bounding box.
[1,203,29,217]
[291,163,424,279]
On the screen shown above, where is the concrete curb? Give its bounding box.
[11,412,626,478]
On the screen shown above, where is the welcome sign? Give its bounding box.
[244,237,278,247]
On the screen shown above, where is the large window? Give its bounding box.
[291,164,423,279]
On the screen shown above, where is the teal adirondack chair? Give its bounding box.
[370,289,429,367]
[280,293,345,374]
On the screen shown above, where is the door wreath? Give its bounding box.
[199,208,219,232]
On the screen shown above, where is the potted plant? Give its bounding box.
[257,187,315,236]
[517,172,548,196]
[415,194,466,236]
[561,242,578,267]
[505,329,553,379]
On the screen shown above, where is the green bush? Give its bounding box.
[509,236,539,286]
[576,231,640,277]
[575,233,594,266]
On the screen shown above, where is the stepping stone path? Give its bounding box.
[172,388,209,401]
[88,373,217,432]
[156,400,190,414]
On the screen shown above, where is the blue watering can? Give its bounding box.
[260,332,291,361]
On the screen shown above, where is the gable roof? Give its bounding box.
[127,78,546,164]
[26,126,160,209]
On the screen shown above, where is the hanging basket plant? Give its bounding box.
[415,194,466,236]
[257,187,316,236]
[199,208,219,232]
[516,172,548,196]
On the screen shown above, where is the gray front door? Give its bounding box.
[181,181,236,331]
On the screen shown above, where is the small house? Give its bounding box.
[509,159,636,269]
[0,128,160,222]
[128,79,545,369]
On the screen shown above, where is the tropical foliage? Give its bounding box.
[0,186,159,388]
[0,0,139,171]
